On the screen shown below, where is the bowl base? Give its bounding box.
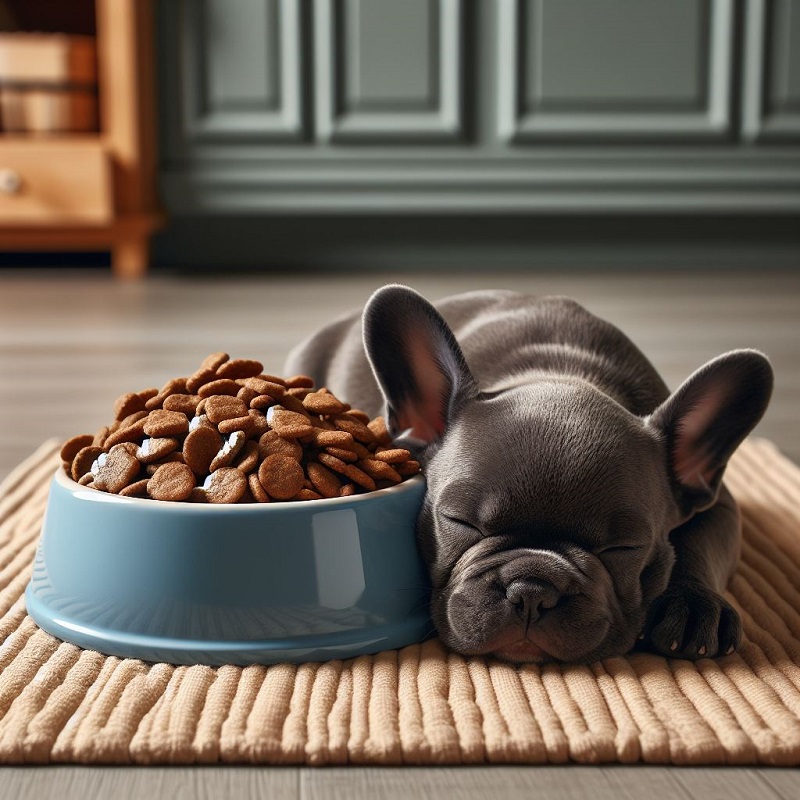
[26,584,434,665]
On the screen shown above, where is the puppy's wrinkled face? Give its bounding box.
[415,381,677,664]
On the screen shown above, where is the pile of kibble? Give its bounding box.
[60,352,420,503]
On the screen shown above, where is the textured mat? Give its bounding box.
[1,439,799,765]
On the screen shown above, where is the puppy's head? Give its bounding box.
[363,285,773,664]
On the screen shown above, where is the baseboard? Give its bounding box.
[152,214,800,271]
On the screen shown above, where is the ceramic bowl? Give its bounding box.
[25,468,431,665]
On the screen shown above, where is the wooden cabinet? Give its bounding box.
[158,0,800,221]
[0,0,161,279]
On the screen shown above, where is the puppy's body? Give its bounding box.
[289,291,667,417]
[286,288,772,664]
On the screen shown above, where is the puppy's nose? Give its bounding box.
[505,580,560,622]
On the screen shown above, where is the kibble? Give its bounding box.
[204,467,247,504]
[147,462,195,501]
[61,352,421,502]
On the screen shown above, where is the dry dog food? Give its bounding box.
[61,352,421,503]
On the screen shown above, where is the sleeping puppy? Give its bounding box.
[285,285,773,664]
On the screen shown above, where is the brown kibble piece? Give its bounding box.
[147,462,195,501]
[312,429,355,448]
[92,426,110,447]
[137,387,159,403]
[341,463,376,491]
[275,393,308,415]
[324,446,358,463]
[198,379,240,398]
[317,452,349,475]
[248,472,270,502]
[307,462,341,498]
[395,460,421,476]
[339,483,357,497]
[367,416,393,445]
[350,441,373,459]
[333,415,376,444]
[186,367,216,394]
[259,373,287,386]
[250,394,275,410]
[247,408,270,437]
[258,454,305,500]
[61,434,94,463]
[163,393,201,415]
[71,445,105,481]
[237,386,259,406]
[317,452,377,487]
[373,448,412,464]
[302,390,347,415]
[103,417,148,448]
[118,410,148,429]
[136,437,179,464]
[357,458,402,483]
[294,488,323,501]
[93,445,141,493]
[216,358,264,380]
[258,430,303,461]
[218,413,257,436]
[145,378,188,410]
[119,479,150,498]
[114,392,146,421]
[266,406,315,438]
[241,377,285,398]
[204,467,247,504]
[285,374,314,389]
[205,395,248,424]
[202,352,229,371]
[183,426,223,475]
[234,440,260,473]
[144,409,190,438]
[145,452,185,475]
[209,429,247,472]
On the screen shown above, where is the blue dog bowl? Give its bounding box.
[26,469,431,665]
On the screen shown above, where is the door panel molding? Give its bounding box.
[314,0,463,141]
[182,0,303,142]
[498,0,734,142]
[743,0,800,141]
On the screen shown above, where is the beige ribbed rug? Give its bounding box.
[1,438,799,766]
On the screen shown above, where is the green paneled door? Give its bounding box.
[157,0,800,216]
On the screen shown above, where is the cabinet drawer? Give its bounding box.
[0,142,111,224]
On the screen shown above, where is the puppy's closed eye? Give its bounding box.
[442,514,485,536]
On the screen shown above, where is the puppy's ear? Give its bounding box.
[647,350,773,514]
[362,284,479,448]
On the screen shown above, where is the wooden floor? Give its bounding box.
[0,267,798,798]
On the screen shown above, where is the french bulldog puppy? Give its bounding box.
[285,286,773,664]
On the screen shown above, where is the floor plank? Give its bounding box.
[0,766,299,800]
[1,766,796,800]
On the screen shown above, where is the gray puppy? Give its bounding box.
[285,285,773,664]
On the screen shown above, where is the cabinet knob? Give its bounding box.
[0,168,22,195]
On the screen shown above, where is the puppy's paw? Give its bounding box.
[640,581,742,660]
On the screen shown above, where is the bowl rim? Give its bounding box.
[52,466,425,511]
